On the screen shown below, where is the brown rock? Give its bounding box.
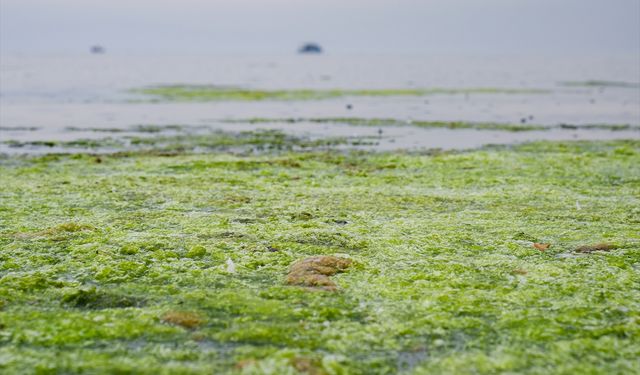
[291,357,326,375]
[161,311,203,329]
[575,243,617,253]
[286,256,352,291]
[235,359,257,370]
[511,269,528,275]
[533,243,550,251]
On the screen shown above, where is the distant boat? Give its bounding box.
[90,45,105,54]
[298,43,322,54]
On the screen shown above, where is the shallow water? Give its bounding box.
[2,121,637,156]
[1,54,639,152]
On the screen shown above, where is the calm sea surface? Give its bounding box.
[1,54,639,151]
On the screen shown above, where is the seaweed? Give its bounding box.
[0,140,638,374]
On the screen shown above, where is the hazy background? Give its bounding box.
[1,0,639,56]
[0,0,639,153]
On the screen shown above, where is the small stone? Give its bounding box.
[226,258,236,273]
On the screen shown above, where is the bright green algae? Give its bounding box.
[132,85,548,102]
[0,140,639,374]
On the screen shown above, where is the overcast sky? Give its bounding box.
[1,0,639,55]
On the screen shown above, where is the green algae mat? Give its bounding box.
[132,85,548,102]
[0,141,639,374]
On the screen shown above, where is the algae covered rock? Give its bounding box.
[286,256,352,291]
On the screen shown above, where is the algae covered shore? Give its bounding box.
[0,139,639,374]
